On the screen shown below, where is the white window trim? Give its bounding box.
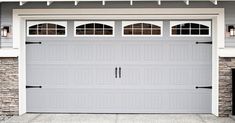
[74,21,115,37]
[27,21,67,37]
[170,21,211,37]
[122,21,163,37]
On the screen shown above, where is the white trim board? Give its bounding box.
[219,48,235,57]
[0,48,18,57]
[12,8,224,116]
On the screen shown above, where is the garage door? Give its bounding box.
[26,20,212,113]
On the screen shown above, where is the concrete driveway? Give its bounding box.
[1,114,235,123]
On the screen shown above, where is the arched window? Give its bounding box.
[122,21,162,36]
[75,21,114,36]
[27,21,67,36]
[170,21,211,36]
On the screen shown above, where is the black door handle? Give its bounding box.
[115,67,118,78]
[119,67,121,78]
[26,42,42,45]
[26,85,42,88]
[195,41,212,44]
[195,86,212,89]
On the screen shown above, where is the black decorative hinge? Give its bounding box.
[26,42,42,45]
[196,42,212,44]
[195,86,212,89]
[26,85,42,88]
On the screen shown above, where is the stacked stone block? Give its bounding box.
[0,57,18,116]
[219,57,235,116]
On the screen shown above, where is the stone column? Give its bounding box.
[0,57,18,116]
[219,57,235,116]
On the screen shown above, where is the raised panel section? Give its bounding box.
[27,65,116,88]
[192,44,212,62]
[45,44,69,62]
[168,43,193,62]
[119,42,164,62]
[70,42,118,63]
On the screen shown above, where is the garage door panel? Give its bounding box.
[169,92,211,112]
[169,93,193,110]
[69,65,117,86]
[119,65,211,87]
[119,42,164,62]
[192,45,212,62]
[169,66,193,85]
[27,65,69,86]
[27,41,119,64]
[192,66,212,85]
[27,42,69,63]
[27,65,116,87]
[192,92,212,110]
[45,44,69,62]
[168,43,193,61]
[70,42,118,62]
[120,66,171,86]
[27,88,210,113]
[26,44,46,62]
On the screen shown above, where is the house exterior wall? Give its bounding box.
[0,57,18,116]
[0,1,234,116]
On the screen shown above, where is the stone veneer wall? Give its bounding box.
[219,57,235,117]
[0,57,18,116]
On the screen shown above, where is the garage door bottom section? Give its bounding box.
[27,88,211,113]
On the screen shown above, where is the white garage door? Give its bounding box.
[26,20,212,113]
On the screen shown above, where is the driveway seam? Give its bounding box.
[197,114,207,123]
[115,114,118,123]
[27,114,41,123]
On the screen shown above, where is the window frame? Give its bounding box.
[27,21,67,37]
[170,21,211,37]
[74,21,115,37]
[122,21,163,37]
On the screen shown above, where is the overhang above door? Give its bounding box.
[0,0,233,6]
